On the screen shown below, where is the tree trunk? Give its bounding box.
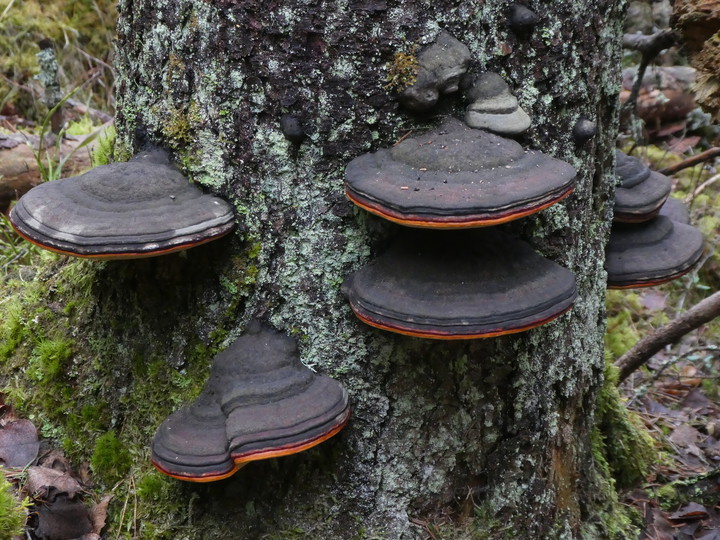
[4,1,628,538]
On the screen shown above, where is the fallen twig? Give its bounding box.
[616,291,720,384]
[660,147,720,176]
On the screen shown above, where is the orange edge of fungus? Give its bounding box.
[11,225,234,260]
[607,267,697,290]
[152,408,351,483]
[351,303,575,340]
[345,186,574,229]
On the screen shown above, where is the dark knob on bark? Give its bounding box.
[572,117,597,146]
[508,5,540,35]
[280,115,306,144]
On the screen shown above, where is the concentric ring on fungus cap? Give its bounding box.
[342,229,577,339]
[9,150,235,259]
[613,150,671,223]
[606,216,704,289]
[345,119,576,229]
[151,322,350,482]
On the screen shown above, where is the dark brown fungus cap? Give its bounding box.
[152,321,350,482]
[9,150,235,259]
[399,31,471,111]
[614,150,671,223]
[659,196,691,225]
[606,216,704,289]
[345,119,576,228]
[342,229,577,339]
[464,72,531,135]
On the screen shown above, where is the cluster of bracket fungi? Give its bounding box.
[10,16,693,487]
[343,31,579,339]
[605,151,704,288]
[9,150,351,482]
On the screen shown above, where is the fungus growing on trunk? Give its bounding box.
[152,322,350,482]
[613,150,671,223]
[398,31,471,111]
[342,229,577,339]
[464,72,531,135]
[9,150,235,259]
[659,196,690,224]
[345,119,576,228]
[606,216,704,288]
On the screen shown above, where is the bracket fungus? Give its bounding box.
[9,150,235,259]
[659,196,691,225]
[342,229,577,339]
[606,215,704,289]
[614,150,671,223]
[398,31,471,111]
[464,72,531,135]
[345,118,576,228]
[152,322,350,482]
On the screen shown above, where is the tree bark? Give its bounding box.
[17,1,626,538]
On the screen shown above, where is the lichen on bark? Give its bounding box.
[0,0,637,538]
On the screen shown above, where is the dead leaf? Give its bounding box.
[38,449,73,474]
[35,494,92,540]
[26,466,83,501]
[646,507,676,540]
[669,425,702,448]
[0,419,39,467]
[88,495,112,534]
[683,388,718,415]
[668,501,709,520]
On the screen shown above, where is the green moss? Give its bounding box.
[160,100,203,150]
[595,363,656,489]
[91,431,133,483]
[0,0,117,121]
[0,474,28,536]
[91,124,118,166]
[385,46,419,92]
[29,338,74,381]
[654,484,679,507]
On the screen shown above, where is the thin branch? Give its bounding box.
[687,173,720,202]
[622,29,677,114]
[659,147,720,176]
[616,291,720,384]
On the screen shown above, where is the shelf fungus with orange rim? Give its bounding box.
[341,229,577,339]
[151,321,350,482]
[344,119,576,228]
[606,215,704,289]
[613,150,671,223]
[9,150,235,259]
